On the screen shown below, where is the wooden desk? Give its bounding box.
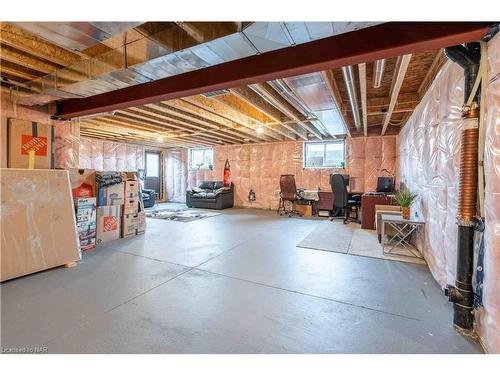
[361,194,395,230]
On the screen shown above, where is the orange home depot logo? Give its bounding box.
[103,216,118,232]
[21,135,48,156]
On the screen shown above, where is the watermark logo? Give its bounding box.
[1,346,48,354]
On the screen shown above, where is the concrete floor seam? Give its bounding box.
[104,266,196,314]
[195,268,420,322]
[113,248,191,268]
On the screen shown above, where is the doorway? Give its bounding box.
[145,150,161,196]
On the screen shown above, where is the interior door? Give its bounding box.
[145,151,161,195]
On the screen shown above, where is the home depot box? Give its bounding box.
[1,168,81,281]
[124,180,139,199]
[96,205,122,244]
[74,197,97,251]
[8,118,55,169]
[97,182,125,206]
[69,168,96,198]
[122,211,146,238]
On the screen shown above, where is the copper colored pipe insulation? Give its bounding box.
[458,107,480,221]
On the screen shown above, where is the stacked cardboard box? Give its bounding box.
[69,170,146,246]
[95,171,124,244]
[122,179,146,238]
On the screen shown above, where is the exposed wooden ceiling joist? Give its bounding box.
[182,95,282,141]
[230,87,307,140]
[54,22,492,119]
[252,83,324,140]
[321,70,352,137]
[1,23,80,67]
[381,54,412,135]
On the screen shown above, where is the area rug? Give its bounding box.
[297,221,426,265]
[145,208,221,222]
[296,221,355,254]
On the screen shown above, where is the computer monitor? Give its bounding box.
[376,177,394,193]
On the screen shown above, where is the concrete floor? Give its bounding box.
[0,205,482,353]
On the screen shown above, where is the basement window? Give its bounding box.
[304,140,345,168]
[189,148,214,170]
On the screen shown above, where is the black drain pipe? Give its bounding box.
[444,43,481,333]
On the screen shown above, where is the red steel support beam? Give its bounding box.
[55,22,493,119]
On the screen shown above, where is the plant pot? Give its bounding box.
[402,207,410,220]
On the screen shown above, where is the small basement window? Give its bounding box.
[304,140,345,168]
[189,148,214,170]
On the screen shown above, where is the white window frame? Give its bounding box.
[303,140,346,169]
[188,147,214,170]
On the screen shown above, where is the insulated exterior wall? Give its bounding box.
[177,136,396,209]
[398,35,500,353]
[476,35,500,354]
[78,137,144,172]
[398,61,464,287]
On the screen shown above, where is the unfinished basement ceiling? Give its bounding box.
[1,22,446,148]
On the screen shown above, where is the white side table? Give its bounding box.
[381,214,425,259]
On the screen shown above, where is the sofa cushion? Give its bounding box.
[199,181,215,190]
[192,192,217,199]
[215,187,226,195]
[213,181,224,189]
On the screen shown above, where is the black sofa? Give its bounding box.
[186,181,234,210]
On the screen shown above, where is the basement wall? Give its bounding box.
[165,136,397,209]
[78,136,145,172]
[1,88,83,169]
[397,35,500,353]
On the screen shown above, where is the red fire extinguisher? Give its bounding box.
[223,159,231,187]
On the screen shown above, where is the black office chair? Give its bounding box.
[330,174,361,224]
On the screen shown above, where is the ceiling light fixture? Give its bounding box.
[256,125,264,134]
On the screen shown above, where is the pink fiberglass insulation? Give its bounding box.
[398,34,500,353]
[476,34,500,353]
[399,61,463,286]
[178,136,396,210]
[54,121,79,169]
[78,137,144,172]
[164,150,188,202]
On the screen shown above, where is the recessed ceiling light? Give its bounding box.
[256,125,264,134]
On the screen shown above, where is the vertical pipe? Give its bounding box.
[444,43,481,333]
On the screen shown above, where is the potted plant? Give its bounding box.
[394,188,418,220]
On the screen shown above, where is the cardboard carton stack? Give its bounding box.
[122,178,146,238]
[70,170,146,247]
[95,171,124,245]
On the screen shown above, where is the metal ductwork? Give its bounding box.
[342,66,362,131]
[372,59,386,88]
[13,22,143,52]
[11,22,380,109]
[444,42,481,334]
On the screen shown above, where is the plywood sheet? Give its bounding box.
[1,168,81,281]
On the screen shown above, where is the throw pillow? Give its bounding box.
[215,187,226,195]
[192,186,204,193]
